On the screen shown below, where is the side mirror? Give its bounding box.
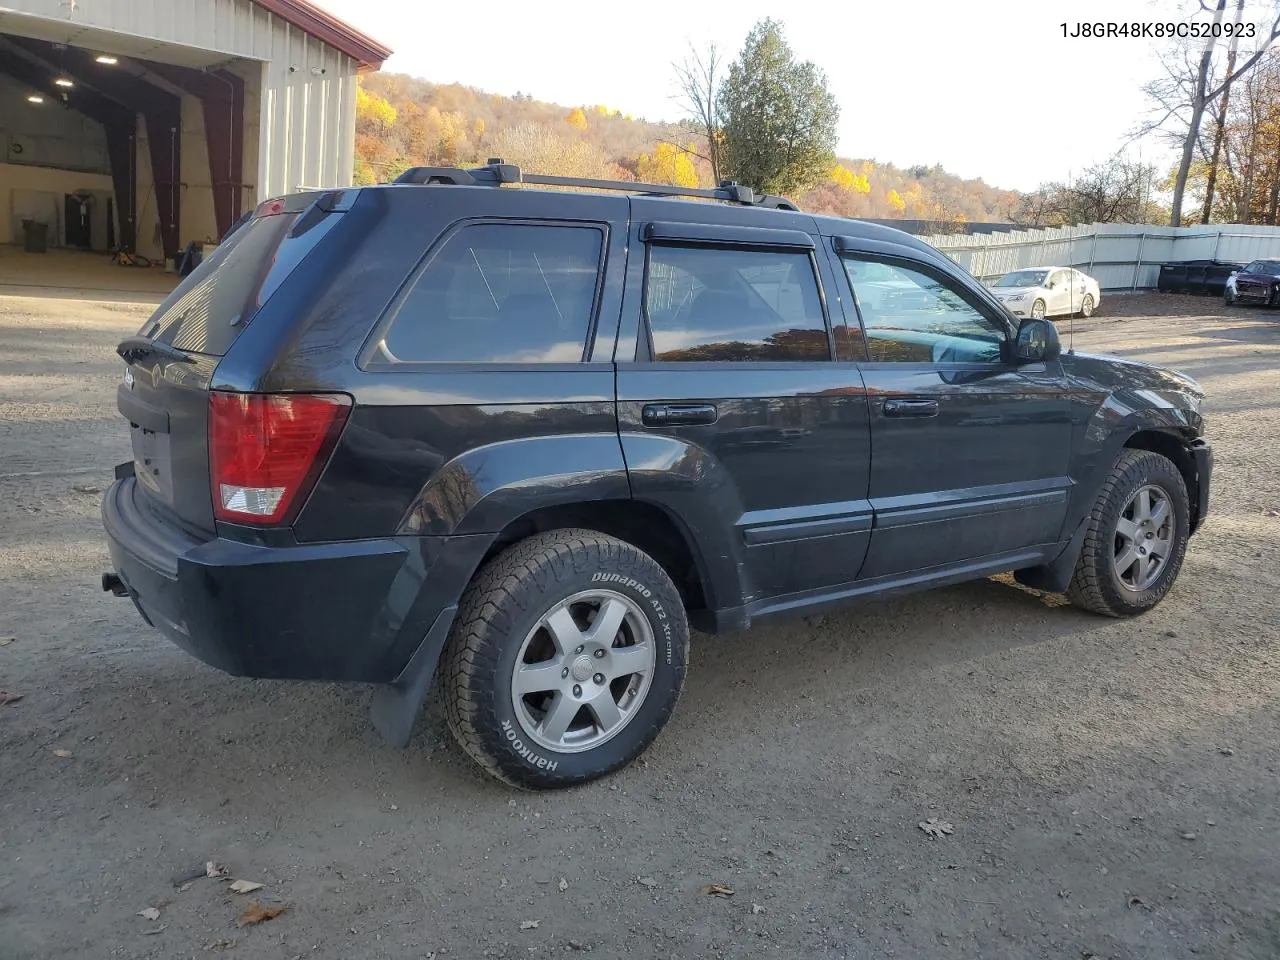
[1015,317,1060,363]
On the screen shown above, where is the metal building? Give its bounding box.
[0,0,389,266]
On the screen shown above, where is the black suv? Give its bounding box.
[101,163,1213,789]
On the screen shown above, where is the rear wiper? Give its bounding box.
[116,336,196,366]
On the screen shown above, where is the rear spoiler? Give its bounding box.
[221,189,358,243]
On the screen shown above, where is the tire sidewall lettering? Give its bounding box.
[500,719,558,772]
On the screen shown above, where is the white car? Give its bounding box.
[989,267,1101,320]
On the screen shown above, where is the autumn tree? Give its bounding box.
[635,142,701,186]
[828,163,871,194]
[565,107,589,131]
[355,85,397,136]
[716,19,840,197]
[1140,0,1280,225]
[1204,47,1280,221]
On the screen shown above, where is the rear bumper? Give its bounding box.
[101,476,487,682]
[1190,438,1213,534]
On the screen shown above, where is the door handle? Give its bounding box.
[882,397,939,418]
[642,402,719,426]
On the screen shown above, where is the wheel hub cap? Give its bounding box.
[570,655,594,683]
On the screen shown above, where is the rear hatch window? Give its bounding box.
[138,210,302,356]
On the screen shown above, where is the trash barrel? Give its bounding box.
[1157,263,1187,292]
[21,219,49,254]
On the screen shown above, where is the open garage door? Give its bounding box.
[0,16,259,288]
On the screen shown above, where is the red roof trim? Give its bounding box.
[251,0,392,71]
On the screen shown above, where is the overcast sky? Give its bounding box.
[315,0,1251,192]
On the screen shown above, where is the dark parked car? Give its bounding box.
[1224,258,1280,307]
[100,163,1213,789]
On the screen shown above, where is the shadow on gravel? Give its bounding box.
[1,572,1102,810]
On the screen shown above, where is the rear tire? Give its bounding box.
[1031,299,1047,320]
[1067,449,1190,618]
[441,529,688,789]
[1079,294,1095,318]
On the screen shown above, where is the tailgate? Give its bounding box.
[116,191,348,534]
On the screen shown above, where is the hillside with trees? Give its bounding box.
[355,40,1022,229]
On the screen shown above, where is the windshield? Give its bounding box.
[994,270,1049,288]
[1244,260,1280,275]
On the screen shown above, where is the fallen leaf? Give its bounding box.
[142,924,168,935]
[1219,747,1235,756]
[1181,832,1197,841]
[702,884,735,897]
[229,880,264,895]
[204,939,236,952]
[1127,896,1146,909]
[751,903,765,915]
[236,900,288,927]
[519,920,540,930]
[177,882,192,893]
[0,692,23,706]
[0,637,14,646]
[73,485,103,494]
[636,876,657,888]
[137,907,161,921]
[205,860,229,878]
[919,818,954,839]
[53,748,72,758]
[557,877,568,893]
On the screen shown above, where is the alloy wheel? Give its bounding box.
[1113,483,1174,592]
[510,590,656,753]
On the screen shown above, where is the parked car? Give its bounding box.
[1224,259,1280,307]
[990,266,1101,320]
[100,164,1213,789]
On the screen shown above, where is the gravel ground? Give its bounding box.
[1,289,1278,960]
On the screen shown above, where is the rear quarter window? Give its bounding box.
[371,222,606,364]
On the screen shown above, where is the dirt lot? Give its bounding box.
[1,289,1278,960]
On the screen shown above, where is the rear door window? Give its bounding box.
[644,244,830,362]
[142,211,302,356]
[374,222,605,364]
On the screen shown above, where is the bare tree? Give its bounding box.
[672,42,724,183]
[1014,155,1166,226]
[1144,0,1280,225]
[1203,0,1248,220]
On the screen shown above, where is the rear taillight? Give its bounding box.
[208,391,351,525]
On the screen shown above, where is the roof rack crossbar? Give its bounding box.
[391,161,800,211]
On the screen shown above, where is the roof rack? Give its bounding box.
[390,159,801,212]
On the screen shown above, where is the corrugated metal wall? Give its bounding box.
[254,13,358,198]
[923,223,1280,291]
[4,0,360,203]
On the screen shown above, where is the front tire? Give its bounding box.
[441,529,688,789]
[1031,299,1047,320]
[1079,294,1095,318]
[1067,450,1190,617]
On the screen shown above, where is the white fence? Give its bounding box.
[920,223,1280,291]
